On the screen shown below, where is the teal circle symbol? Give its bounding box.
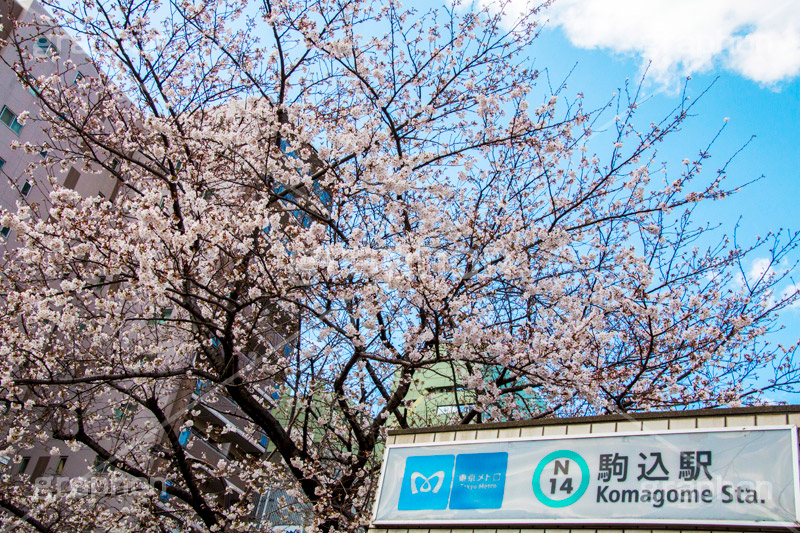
[532,450,590,508]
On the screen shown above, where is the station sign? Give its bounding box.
[372,426,800,527]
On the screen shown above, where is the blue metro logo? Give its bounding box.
[398,455,455,510]
[397,452,509,511]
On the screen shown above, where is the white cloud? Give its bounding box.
[781,283,800,309]
[733,256,778,289]
[500,0,800,88]
[747,257,775,282]
[732,258,799,310]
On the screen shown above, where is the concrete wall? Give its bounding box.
[373,405,800,533]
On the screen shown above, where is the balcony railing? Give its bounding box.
[192,382,266,454]
[183,431,247,495]
[185,428,229,462]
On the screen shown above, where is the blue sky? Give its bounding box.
[524,3,800,245]
[514,0,800,398]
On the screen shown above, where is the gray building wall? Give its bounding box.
[0,0,136,501]
[0,5,281,524]
[0,0,118,247]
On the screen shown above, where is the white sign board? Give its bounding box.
[373,426,800,527]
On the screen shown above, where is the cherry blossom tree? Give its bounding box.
[1,0,799,530]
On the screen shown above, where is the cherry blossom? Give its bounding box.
[0,0,798,531]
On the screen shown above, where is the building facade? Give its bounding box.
[0,0,120,244]
[0,0,121,488]
[0,1,295,529]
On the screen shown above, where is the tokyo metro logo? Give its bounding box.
[399,455,455,510]
[410,471,447,494]
[398,452,508,511]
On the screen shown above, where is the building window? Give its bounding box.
[113,402,138,421]
[178,428,191,446]
[54,456,67,475]
[436,404,472,415]
[0,226,10,240]
[158,480,173,502]
[74,72,84,85]
[93,455,113,474]
[36,37,56,56]
[63,168,80,190]
[148,307,173,325]
[20,180,32,197]
[25,75,38,96]
[0,106,23,135]
[18,457,30,474]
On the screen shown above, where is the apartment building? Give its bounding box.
[0,0,120,245]
[0,0,121,486]
[0,1,300,529]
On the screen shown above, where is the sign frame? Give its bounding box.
[372,425,800,528]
